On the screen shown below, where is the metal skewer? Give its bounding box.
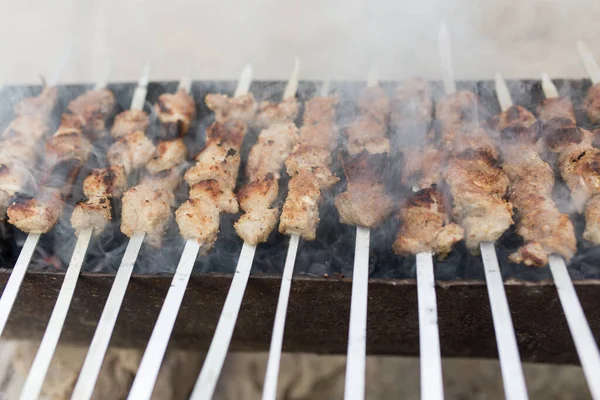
[440,23,528,399]
[262,76,328,400]
[71,76,192,400]
[0,47,78,338]
[18,63,150,400]
[187,62,299,400]
[578,41,600,85]
[343,64,379,400]
[541,69,600,399]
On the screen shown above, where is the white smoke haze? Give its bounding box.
[0,0,598,83]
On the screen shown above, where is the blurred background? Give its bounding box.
[0,0,597,398]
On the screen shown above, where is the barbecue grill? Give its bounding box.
[1,33,600,400]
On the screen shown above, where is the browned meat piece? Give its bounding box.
[334,151,394,228]
[107,130,155,175]
[111,110,149,139]
[246,122,298,181]
[185,140,241,189]
[584,194,600,244]
[146,139,187,174]
[285,145,332,177]
[584,83,600,124]
[234,174,279,244]
[502,145,554,207]
[140,169,182,192]
[256,98,299,128]
[154,88,196,139]
[176,198,220,250]
[205,119,247,149]
[537,97,576,125]
[436,91,479,131]
[205,93,256,124]
[0,191,10,219]
[0,137,38,166]
[0,162,33,198]
[43,131,92,191]
[297,123,337,151]
[71,195,111,236]
[7,188,63,233]
[303,96,337,126]
[349,136,390,156]
[445,149,513,251]
[61,89,116,139]
[2,114,51,145]
[120,184,175,248]
[445,127,500,159]
[402,147,444,190]
[393,187,464,257]
[14,86,58,118]
[390,78,433,133]
[357,86,390,124]
[279,167,339,240]
[543,125,593,154]
[83,165,127,199]
[558,142,600,211]
[345,115,388,155]
[189,180,238,214]
[489,105,537,133]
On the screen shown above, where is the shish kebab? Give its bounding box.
[0,58,111,337]
[438,24,529,399]
[335,66,395,400]
[392,78,464,400]
[18,63,152,400]
[71,76,195,400]
[537,70,600,396]
[187,62,301,400]
[126,63,260,400]
[262,78,339,400]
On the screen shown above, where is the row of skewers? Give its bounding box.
[1,40,600,399]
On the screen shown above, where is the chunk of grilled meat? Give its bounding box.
[489,105,537,133]
[0,137,38,166]
[279,167,339,240]
[284,145,332,177]
[436,91,479,132]
[0,163,34,212]
[256,98,299,128]
[334,151,394,228]
[205,119,247,149]
[146,139,187,175]
[584,194,600,244]
[345,88,390,156]
[107,130,155,175]
[140,168,182,192]
[444,149,513,251]
[584,83,600,125]
[205,93,257,124]
[184,140,241,189]
[14,86,58,118]
[120,184,175,248]
[154,88,196,139]
[2,114,51,146]
[111,110,149,139]
[234,173,279,245]
[401,147,444,190]
[61,89,116,139]
[42,130,92,192]
[390,78,433,138]
[357,86,390,123]
[246,122,298,181]
[7,188,63,233]
[393,187,464,257]
[176,198,220,250]
[302,96,338,126]
[558,141,600,211]
[543,124,592,154]
[189,180,238,214]
[71,195,111,236]
[297,123,338,152]
[537,97,576,125]
[83,165,127,198]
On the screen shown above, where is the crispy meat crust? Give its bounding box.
[155,89,196,139]
[111,110,149,139]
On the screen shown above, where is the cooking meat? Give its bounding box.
[83,165,127,198]
[246,122,298,181]
[537,97,576,125]
[256,97,299,128]
[146,139,187,174]
[390,78,433,139]
[284,145,332,177]
[141,168,182,192]
[184,140,241,188]
[107,130,155,175]
[234,173,279,244]
[2,114,51,145]
[189,180,238,214]
[120,184,175,248]
[401,147,444,190]
[584,83,600,124]
[154,88,196,139]
[205,93,257,124]
[14,86,58,118]
[7,188,63,233]
[71,195,111,236]
[393,187,464,257]
[111,109,150,139]
[557,142,600,211]
[584,194,600,244]
[61,89,116,139]
[176,198,220,250]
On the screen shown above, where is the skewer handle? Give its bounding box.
[234,64,253,97]
[439,23,457,94]
[320,79,331,97]
[94,61,112,91]
[48,45,73,86]
[578,40,600,84]
[178,76,192,93]
[541,73,559,99]
[494,73,513,112]
[283,58,300,100]
[130,63,151,111]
